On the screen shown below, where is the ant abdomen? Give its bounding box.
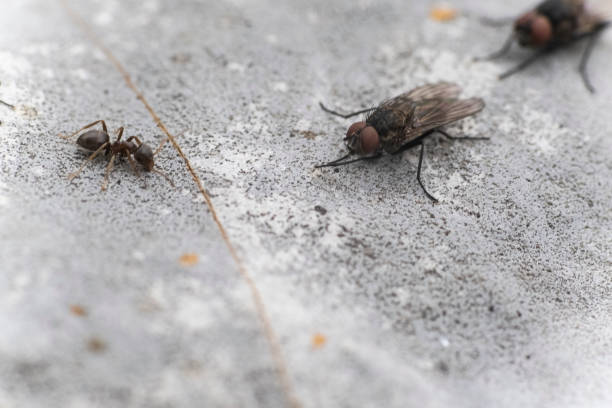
[77,130,109,151]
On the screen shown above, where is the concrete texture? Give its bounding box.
[1,0,611,407]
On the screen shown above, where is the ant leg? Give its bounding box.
[60,120,108,140]
[319,102,375,119]
[474,32,514,61]
[67,142,109,182]
[578,27,607,94]
[152,167,176,188]
[114,127,124,142]
[126,135,143,146]
[0,99,15,110]
[435,129,490,141]
[416,142,438,203]
[498,49,550,80]
[101,154,117,191]
[126,154,147,188]
[125,154,142,178]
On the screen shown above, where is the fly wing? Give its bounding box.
[383,97,485,153]
[379,83,462,112]
[403,82,463,101]
[577,0,609,33]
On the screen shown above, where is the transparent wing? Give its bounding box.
[403,82,463,101]
[376,83,463,119]
[384,98,485,153]
[380,82,462,108]
[412,98,485,129]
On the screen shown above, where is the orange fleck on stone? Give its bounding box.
[70,304,87,317]
[87,337,107,353]
[179,253,199,267]
[430,5,458,22]
[312,333,327,349]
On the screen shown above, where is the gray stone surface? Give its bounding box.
[1,0,611,407]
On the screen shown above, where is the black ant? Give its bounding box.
[61,120,174,190]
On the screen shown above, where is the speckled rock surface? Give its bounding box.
[1,1,611,407]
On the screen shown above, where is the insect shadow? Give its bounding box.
[316,83,487,203]
[475,0,609,93]
[61,120,174,191]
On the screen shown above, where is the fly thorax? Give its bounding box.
[367,109,401,140]
[344,121,380,155]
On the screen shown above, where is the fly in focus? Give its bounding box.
[316,83,486,203]
[478,0,609,92]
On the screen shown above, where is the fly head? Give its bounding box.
[345,121,380,155]
[515,11,553,47]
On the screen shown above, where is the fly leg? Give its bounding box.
[498,48,551,80]
[435,129,490,141]
[315,152,383,168]
[474,32,514,61]
[319,102,375,119]
[416,142,438,203]
[477,15,515,27]
[577,23,609,93]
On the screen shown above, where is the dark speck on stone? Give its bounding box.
[314,205,327,215]
[436,361,449,374]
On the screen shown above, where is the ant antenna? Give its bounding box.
[152,167,175,188]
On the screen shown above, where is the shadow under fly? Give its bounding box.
[316,83,487,203]
[476,0,609,93]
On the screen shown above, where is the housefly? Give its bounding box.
[316,83,486,203]
[478,0,610,92]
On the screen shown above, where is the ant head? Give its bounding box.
[134,143,154,171]
[76,130,109,152]
[514,11,552,47]
[344,121,380,156]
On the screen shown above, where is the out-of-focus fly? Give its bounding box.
[316,83,486,203]
[478,0,609,92]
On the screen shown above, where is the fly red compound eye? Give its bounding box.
[346,121,366,140]
[359,126,380,154]
[530,15,553,46]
